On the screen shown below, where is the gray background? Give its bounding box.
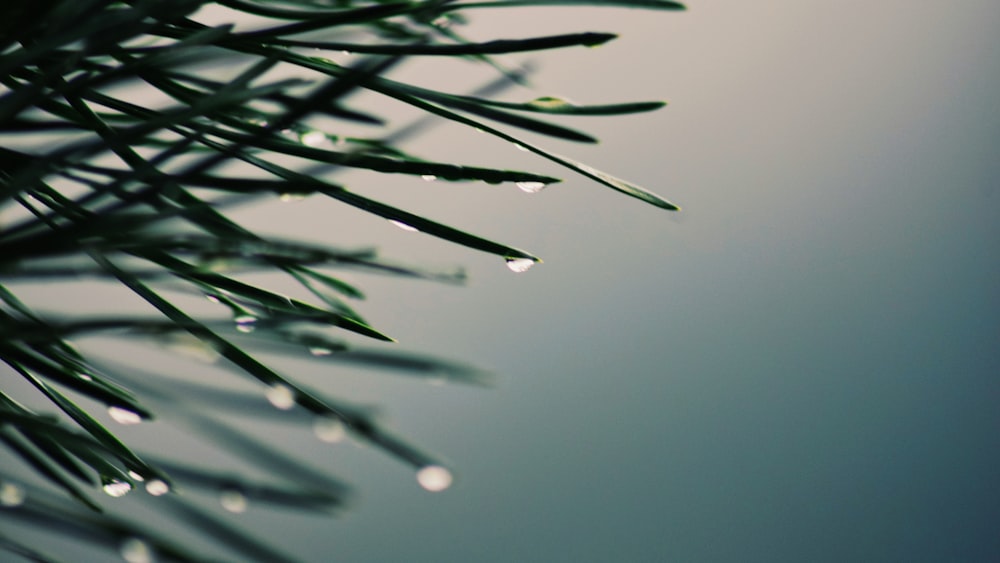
[5,1,999,561]
[269,2,1000,560]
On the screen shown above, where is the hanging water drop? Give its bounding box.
[0,482,26,507]
[102,478,132,498]
[420,174,437,182]
[299,130,327,147]
[128,471,145,482]
[279,193,306,202]
[234,315,257,333]
[266,383,296,410]
[505,257,536,273]
[108,406,143,425]
[416,465,453,492]
[120,537,154,563]
[220,488,248,513]
[309,346,333,357]
[516,181,547,194]
[388,220,419,232]
[313,415,346,443]
[145,479,170,497]
[513,143,529,152]
[205,293,221,304]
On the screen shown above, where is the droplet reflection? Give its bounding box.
[299,130,327,147]
[416,465,453,492]
[108,406,143,425]
[505,257,536,273]
[103,479,132,498]
[313,416,346,443]
[220,488,248,513]
[516,181,546,194]
[120,537,154,563]
[234,315,257,333]
[388,220,419,232]
[0,482,26,507]
[265,384,296,410]
[145,479,170,496]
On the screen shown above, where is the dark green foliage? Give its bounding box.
[0,0,682,560]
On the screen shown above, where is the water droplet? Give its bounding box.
[516,181,546,194]
[108,406,143,425]
[528,96,575,109]
[79,373,93,381]
[299,130,327,147]
[205,293,221,304]
[309,346,333,357]
[416,465,453,492]
[505,257,536,273]
[205,258,233,271]
[128,471,145,481]
[313,416,346,443]
[219,488,248,513]
[513,143,529,152]
[279,193,306,202]
[388,220,419,232]
[420,174,437,182]
[164,333,219,363]
[145,479,170,496]
[103,478,132,498]
[0,482,26,507]
[234,315,256,333]
[120,537,154,563]
[265,384,296,410]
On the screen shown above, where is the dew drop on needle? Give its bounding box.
[108,406,143,425]
[266,384,296,410]
[145,479,170,496]
[416,466,453,492]
[505,257,535,273]
[102,479,132,498]
[120,538,154,563]
[220,488,248,513]
[0,482,26,507]
[516,181,546,194]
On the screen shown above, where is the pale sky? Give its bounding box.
[287,2,999,561]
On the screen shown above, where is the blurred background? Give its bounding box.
[7,1,1000,561]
